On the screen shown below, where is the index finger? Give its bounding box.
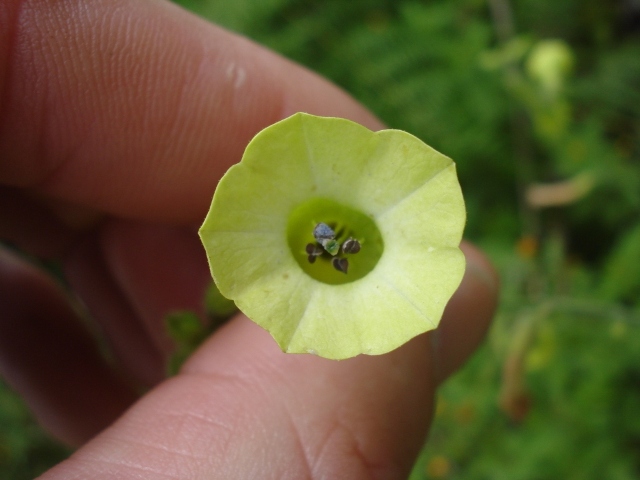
[0,0,382,224]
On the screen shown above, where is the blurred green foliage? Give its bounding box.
[165,282,237,375]
[0,380,70,479]
[3,0,640,477]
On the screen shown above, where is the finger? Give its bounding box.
[431,242,499,384]
[0,187,74,258]
[63,231,166,387]
[63,221,215,386]
[41,320,434,480]
[0,0,383,226]
[0,247,138,446]
[39,248,497,479]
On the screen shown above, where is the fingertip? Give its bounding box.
[431,241,499,383]
[461,241,500,295]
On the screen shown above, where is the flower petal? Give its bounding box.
[376,163,466,248]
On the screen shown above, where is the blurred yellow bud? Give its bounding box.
[526,39,575,96]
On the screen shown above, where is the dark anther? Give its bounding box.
[306,243,324,263]
[306,243,323,256]
[342,237,361,254]
[332,257,349,274]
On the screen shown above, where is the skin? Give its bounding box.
[0,1,499,479]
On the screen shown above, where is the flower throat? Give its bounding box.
[286,198,384,285]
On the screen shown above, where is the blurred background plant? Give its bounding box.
[2,0,640,478]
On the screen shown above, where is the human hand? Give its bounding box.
[0,1,498,478]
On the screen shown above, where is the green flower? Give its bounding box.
[199,113,466,360]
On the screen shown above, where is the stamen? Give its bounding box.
[305,243,323,256]
[342,237,361,254]
[332,257,349,274]
[308,224,360,270]
[313,223,335,242]
[306,243,324,264]
[313,223,340,255]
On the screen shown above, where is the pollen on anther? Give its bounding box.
[313,223,335,241]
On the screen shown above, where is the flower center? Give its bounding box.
[286,198,384,285]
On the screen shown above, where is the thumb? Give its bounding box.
[40,247,496,479]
